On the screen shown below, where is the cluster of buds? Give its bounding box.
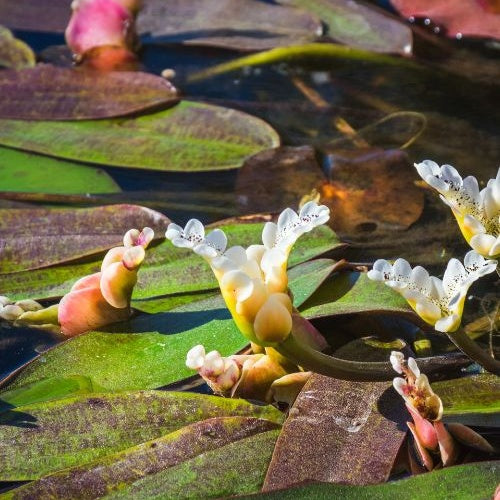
[391,352,495,471]
[0,296,46,321]
[8,227,153,337]
[65,0,142,69]
[415,162,499,259]
[166,202,330,346]
[186,344,311,405]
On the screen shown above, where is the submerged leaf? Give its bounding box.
[0,101,280,171]
[0,0,70,32]
[0,25,35,69]
[279,0,413,54]
[0,65,178,120]
[137,0,322,51]
[0,205,169,273]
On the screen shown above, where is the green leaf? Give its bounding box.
[106,430,280,500]
[0,375,97,411]
[0,25,35,69]
[300,271,417,322]
[0,205,169,273]
[244,461,500,499]
[434,374,500,427]
[0,147,121,194]
[0,390,283,480]
[6,258,336,391]
[278,0,412,55]
[0,223,340,300]
[3,417,280,499]
[0,101,280,172]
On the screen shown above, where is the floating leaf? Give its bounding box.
[300,271,418,323]
[433,374,500,427]
[0,25,35,69]
[278,0,413,54]
[4,258,336,391]
[390,0,500,40]
[244,461,500,499]
[0,222,340,300]
[107,430,280,500]
[0,65,178,120]
[0,147,120,194]
[189,43,416,82]
[0,390,283,480]
[0,101,280,172]
[5,418,280,499]
[0,0,69,33]
[0,205,169,273]
[137,0,322,51]
[263,374,407,490]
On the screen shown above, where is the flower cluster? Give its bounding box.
[186,344,310,404]
[391,352,494,470]
[166,202,330,345]
[368,251,497,332]
[0,297,43,321]
[415,161,499,258]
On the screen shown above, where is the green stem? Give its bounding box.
[446,328,500,375]
[275,334,471,382]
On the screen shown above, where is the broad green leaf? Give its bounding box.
[3,417,280,499]
[264,374,407,490]
[434,374,500,426]
[0,223,340,300]
[0,101,280,172]
[6,259,336,391]
[107,430,280,500]
[278,0,412,55]
[0,25,35,69]
[189,43,418,82]
[0,147,121,194]
[0,205,169,273]
[0,66,178,120]
[0,390,283,480]
[138,0,321,51]
[131,291,217,314]
[246,461,500,499]
[300,271,417,322]
[0,375,97,411]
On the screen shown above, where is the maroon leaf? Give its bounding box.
[390,0,500,40]
[0,204,169,273]
[0,65,178,120]
[263,374,407,490]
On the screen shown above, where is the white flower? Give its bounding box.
[415,161,500,258]
[166,202,330,344]
[186,345,240,394]
[368,251,497,332]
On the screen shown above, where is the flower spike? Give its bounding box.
[368,251,497,332]
[166,203,330,345]
[415,161,500,258]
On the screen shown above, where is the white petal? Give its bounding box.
[410,266,431,294]
[367,269,385,281]
[186,345,206,370]
[260,248,287,275]
[277,207,300,234]
[390,351,404,374]
[407,357,420,378]
[441,164,462,188]
[246,244,266,264]
[123,228,140,247]
[204,229,227,254]
[262,222,277,249]
[221,270,254,302]
[462,175,480,204]
[165,223,183,241]
[203,350,225,376]
[393,377,407,397]
[0,304,24,320]
[224,246,248,267]
[0,296,12,307]
[442,258,466,294]
[470,233,498,257]
[393,258,412,282]
[462,215,485,235]
[488,236,500,257]
[435,314,460,333]
[184,219,205,243]
[415,298,442,323]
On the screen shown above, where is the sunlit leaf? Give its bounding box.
[0,147,120,194]
[0,205,169,273]
[264,374,407,490]
[0,390,283,480]
[0,65,178,120]
[6,419,280,499]
[0,25,35,69]
[138,0,322,51]
[0,101,280,172]
[279,0,413,54]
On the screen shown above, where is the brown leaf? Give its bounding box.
[0,204,169,273]
[263,374,407,490]
[137,0,322,51]
[320,148,424,233]
[0,65,178,120]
